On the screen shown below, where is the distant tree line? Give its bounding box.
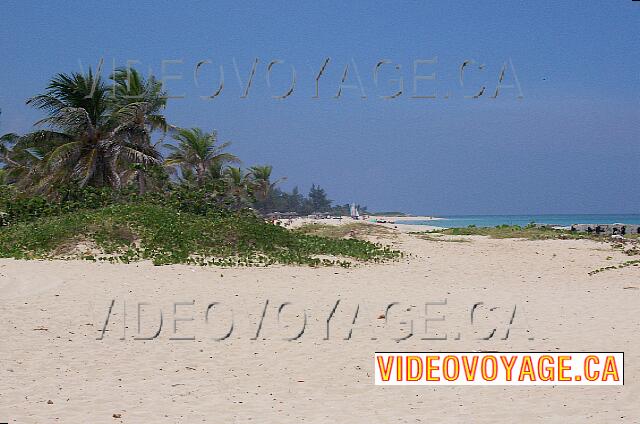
[256,184,368,215]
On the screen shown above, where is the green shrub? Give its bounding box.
[0,183,230,225]
[0,203,400,266]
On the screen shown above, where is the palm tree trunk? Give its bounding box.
[137,172,146,195]
[196,163,206,186]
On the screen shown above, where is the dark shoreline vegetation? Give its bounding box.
[0,67,400,266]
[415,224,640,241]
[435,225,607,240]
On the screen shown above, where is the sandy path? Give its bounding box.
[0,233,637,423]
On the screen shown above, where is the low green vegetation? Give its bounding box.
[0,201,400,267]
[589,259,640,275]
[430,224,601,240]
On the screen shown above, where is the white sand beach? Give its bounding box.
[0,227,637,423]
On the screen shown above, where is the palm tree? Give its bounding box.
[0,132,40,185]
[248,165,286,203]
[0,132,19,165]
[0,109,39,186]
[0,110,16,170]
[0,132,18,184]
[223,166,253,209]
[110,67,169,194]
[23,69,161,194]
[110,67,169,133]
[165,128,239,185]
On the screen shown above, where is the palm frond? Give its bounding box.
[34,107,95,137]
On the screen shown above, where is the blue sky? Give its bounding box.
[0,1,638,214]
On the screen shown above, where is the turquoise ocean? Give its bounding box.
[399,214,640,228]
